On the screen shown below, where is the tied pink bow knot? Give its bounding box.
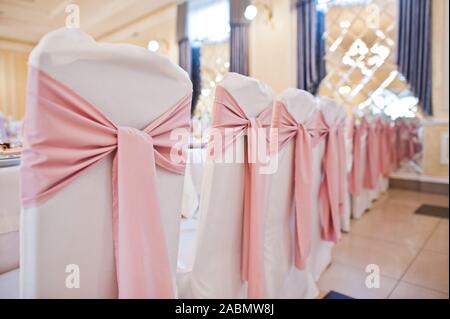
[246,116,266,164]
[295,123,312,184]
[114,125,175,299]
[318,112,346,243]
[211,86,272,299]
[379,122,392,178]
[272,101,316,269]
[292,122,313,269]
[21,66,192,299]
[388,125,398,172]
[349,118,368,196]
[336,125,346,217]
[363,121,380,190]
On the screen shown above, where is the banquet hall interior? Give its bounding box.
[0,0,448,300]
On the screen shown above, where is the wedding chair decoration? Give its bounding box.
[396,119,422,164]
[177,148,205,285]
[349,116,372,219]
[378,117,392,194]
[367,116,385,202]
[340,116,354,232]
[183,73,273,299]
[318,97,347,242]
[20,28,192,298]
[308,97,346,280]
[181,148,205,219]
[263,89,320,298]
[388,122,399,173]
[395,119,406,166]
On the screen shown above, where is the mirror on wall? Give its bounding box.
[316,0,424,174]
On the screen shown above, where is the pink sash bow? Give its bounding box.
[211,86,272,299]
[317,112,346,242]
[272,101,320,269]
[363,120,380,190]
[349,117,368,195]
[21,67,191,298]
[379,121,391,177]
[388,125,398,172]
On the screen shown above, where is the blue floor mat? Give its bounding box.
[324,291,355,299]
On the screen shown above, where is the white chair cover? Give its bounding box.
[263,88,319,299]
[20,28,192,298]
[351,121,371,219]
[180,73,273,298]
[308,97,346,280]
[341,116,353,232]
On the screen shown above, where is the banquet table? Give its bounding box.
[177,147,206,294]
[181,147,206,219]
[0,159,21,293]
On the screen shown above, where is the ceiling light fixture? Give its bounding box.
[147,40,160,52]
[244,2,272,23]
[244,4,258,20]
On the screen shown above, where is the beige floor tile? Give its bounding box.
[370,194,390,209]
[403,250,449,293]
[424,222,449,255]
[387,190,449,208]
[373,203,442,225]
[381,200,422,213]
[389,281,449,299]
[350,209,439,248]
[324,189,449,299]
[333,234,419,279]
[382,197,422,212]
[317,262,397,299]
[416,193,450,208]
[387,190,424,204]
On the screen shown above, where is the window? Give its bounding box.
[188,0,230,42]
[188,0,230,136]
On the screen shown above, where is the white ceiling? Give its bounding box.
[0,0,177,46]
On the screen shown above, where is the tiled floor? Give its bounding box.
[318,189,449,299]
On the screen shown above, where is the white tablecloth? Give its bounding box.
[0,164,20,275]
[181,148,206,219]
[0,165,20,234]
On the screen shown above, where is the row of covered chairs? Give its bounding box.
[176,71,405,298]
[17,28,414,298]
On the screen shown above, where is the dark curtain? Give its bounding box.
[230,0,250,75]
[191,45,201,115]
[177,1,192,77]
[316,9,326,93]
[296,0,325,94]
[397,0,432,115]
